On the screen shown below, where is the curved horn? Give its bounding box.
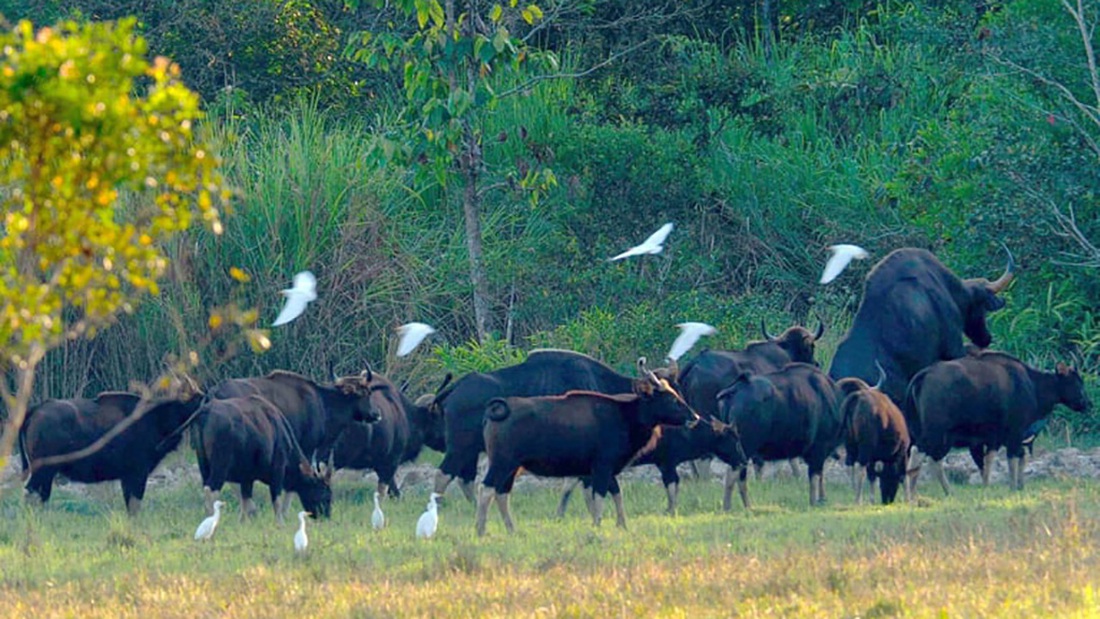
[989,242,1015,293]
[760,319,776,341]
[872,360,886,390]
[436,372,453,395]
[813,318,825,341]
[636,356,649,376]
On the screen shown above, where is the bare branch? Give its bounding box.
[495,38,656,100]
[1009,173,1100,268]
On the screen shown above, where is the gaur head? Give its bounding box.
[333,374,384,423]
[1054,363,1091,413]
[760,319,825,365]
[295,461,334,519]
[414,392,447,451]
[960,244,1015,348]
[705,417,748,470]
[634,357,699,427]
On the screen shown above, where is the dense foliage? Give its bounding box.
[0,1,1096,429]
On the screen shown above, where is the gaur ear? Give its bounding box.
[300,461,315,478]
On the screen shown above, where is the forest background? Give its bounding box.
[1,0,1097,433]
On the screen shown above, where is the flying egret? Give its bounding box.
[415,492,440,540]
[371,491,385,531]
[294,510,311,553]
[608,222,674,262]
[820,244,869,284]
[667,322,717,362]
[272,271,318,327]
[194,500,225,541]
[396,322,436,357]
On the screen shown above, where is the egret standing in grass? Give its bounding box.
[608,222,674,261]
[272,271,318,326]
[294,510,311,553]
[371,491,385,531]
[396,322,436,357]
[416,492,440,540]
[820,244,869,284]
[194,500,225,542]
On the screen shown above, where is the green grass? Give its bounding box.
[1,460,1099,618]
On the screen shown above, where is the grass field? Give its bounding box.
[1,457,1099,618]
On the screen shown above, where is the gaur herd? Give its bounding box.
[14,247,1094,536]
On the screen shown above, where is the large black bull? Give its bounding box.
[905,351,1091,493]
[20,391,202,515]
[828,247,1015,405]
[716,363,842,508]
[431,350,673,501]
[209,370,380,464]
[193,395,334,521]
[330,370,448,498]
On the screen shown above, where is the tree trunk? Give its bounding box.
[760,0,776,60]
[461,123,492,342]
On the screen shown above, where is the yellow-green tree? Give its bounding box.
[0,18,230,464]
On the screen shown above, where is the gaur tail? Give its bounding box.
[189,404,213,468]
[903,369,927,441]
[485,398,511,422]
[17,413,30,481]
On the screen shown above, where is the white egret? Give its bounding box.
[608,222,674,262]
[194,500,225,541]
[396,322,436,357]
[371,491,385,531]
[820,244,869,284]
[667,322,717,362]
[272,271,318,327]
[415,492,440,540]
[294,510,311,553]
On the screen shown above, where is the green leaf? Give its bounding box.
[490,4,503,23]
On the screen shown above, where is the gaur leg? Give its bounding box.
[121,473,149,517]
[752,457,765,481]
[660,465,682,515]
[854,465,867,505]
[377,482,390,500]
[789,459,801,478]
[240,481,259,520]
[557,478,582,518]
[609,477,627,529]
[432,470,454,498]
[496,468,519,533]
[495,492,516,533]
[981,447,996,487]
[460,478,477,503]
[589,466,617,527]
[737,466,751,509]
[203,485,221,515]
[931,458,951,496]
[475,485,495,537]
[906,445,924,497]
[25,467,57,506]
[582,483,597,520]
[1008,451,1025,491]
